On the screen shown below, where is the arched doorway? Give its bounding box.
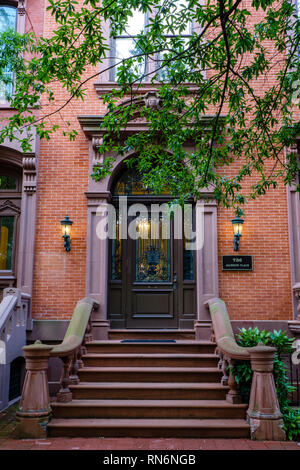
[107,167,197,329]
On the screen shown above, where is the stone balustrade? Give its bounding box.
[206,297,286,441]
[0,288,29,412]
[14,297,99,438]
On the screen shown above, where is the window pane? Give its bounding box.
[0,216,14,270]
[0,6,17,32]
[157,37,191,81]
[162,0,191,35]
[183,207,194,280]
[135,215,171,283]
[183,243,194,280]
[115,38,146,77]
[111,211,122,280]
[0,175,17,190]
[116,38,138,60]
[0,70,13,101]
[125,10,145,36]
[113,10,146,80]
[113,168,170,196]
[0,6,17,102]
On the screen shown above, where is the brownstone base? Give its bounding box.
[13,414,51,439]
[248,416,286,441]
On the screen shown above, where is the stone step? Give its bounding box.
[108,329,195,340]
[70,382,229,400]
[86,340,216,354]
[47,418,250,438]
[51,399,247,420]
[82,353,218,368]
[78,367,222,383]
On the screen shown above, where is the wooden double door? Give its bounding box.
[108,201,196,329]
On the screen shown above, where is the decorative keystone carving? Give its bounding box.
[247,346,286,441]
[144,91,162,110]
[23,155,37,193]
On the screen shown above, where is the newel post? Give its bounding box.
[14,341,53,438]
[247,346,286,441]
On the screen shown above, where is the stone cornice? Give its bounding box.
[94,82,201,97]
[78,114,227,140]
[79,91,227,139]
[78,115,149,138]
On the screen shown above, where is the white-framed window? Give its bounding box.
[110,2,193,83]
[156,0,193,81]
[0,4,17,103]
[110,9,147,81]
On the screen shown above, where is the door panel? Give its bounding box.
[134,291,172,314]
[108,201,196,329]
[126,211,178,328]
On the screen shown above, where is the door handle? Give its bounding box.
[173,274,177,291]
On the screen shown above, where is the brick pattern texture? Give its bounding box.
[1,0,298,321]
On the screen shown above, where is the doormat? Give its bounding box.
[121,339,176,343]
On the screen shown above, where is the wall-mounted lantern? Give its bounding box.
[232,216,244,251]
[60,215,73,252]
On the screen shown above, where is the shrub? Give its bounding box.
[232,327,300,441]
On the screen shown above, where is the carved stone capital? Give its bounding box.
[285,142,299,188]
[92,136,105,167]
[17,0,26,15]
[22,155,37,193]
[286,142,299,155]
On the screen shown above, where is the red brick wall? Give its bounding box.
[32,2,106,319]
[16,1,298,320]
[218,187,292,320]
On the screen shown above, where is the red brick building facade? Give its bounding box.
[0,0,299,341]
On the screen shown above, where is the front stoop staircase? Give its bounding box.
[47,330,250,438]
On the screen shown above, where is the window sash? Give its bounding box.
[0,215,15,271]
[110,7,193,82]
[0,5,17,103]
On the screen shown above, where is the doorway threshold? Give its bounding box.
[121,339,176,343]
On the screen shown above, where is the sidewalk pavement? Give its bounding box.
[0,437,300,450]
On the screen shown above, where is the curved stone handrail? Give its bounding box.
[206,297,274,359]
[206,297,250,360]
[206,297,286,441]
[0,294,18,331]
[50,297,98,357]
[15,296,99,438]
